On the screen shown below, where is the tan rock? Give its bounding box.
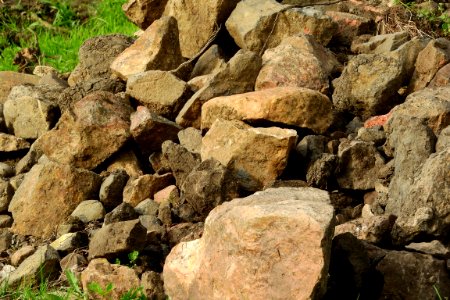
[106,149,144,179]
[163,187,335,300]
[8,162,101,238]
[201,119,297,191]
[123,173,174,207]
[429,62,450,88]
[110,16,184,80]
[190,44,226,78]
[0,71,39,104]
[122,0,168,29]
[10,245,35,267]
[202,87,333,134]
[0,133,30,152]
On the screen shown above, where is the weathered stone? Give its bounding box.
[123,173,174,207]
[38,91,133,170]
[10,245,35,267]
[0,103,5,132]
[0,215,12,228]
[0,179,13,213]
[0,228,12,251]
[81,259,140,300]
[163,187,334,300]
[106,149,144,178]
[336,140,386,190]
[389,37,430,82]
[149,151,171,174]
[0,133,30,152]
[306,153,337,190]
[332,53,404,119]
[122,0,168,29]
[89,219,147,260]
[187,75,212,92]
[326,11,375,46]
[429,63,450,88]
[166,222,204,248]
[202,87,333,134]
[60,252,87,273]
[163,0,240,58]
[99,170,129,211]
[296,135,329,163]
[127,71,190,119]
[334,214,396,244]
[436,125,450,153]
[71,200,105,223]
[351,31,410,54]
[161,141,201,187]
[8,162,101,238]
[130,106,182,156]
[0,163,14,178]
[50,232,88,253]
[110,16,184,80]
[0,71,39,104]
[356,126,386,145]
[68,34,133,86]
[226,0,337,53]
[154,185,178,204]
[202,119,297,191]
[141,271,166,300]
[177,127,202,154]
[157,200,172,226]
[190,44,226,78]
[176,49,262,128]
[406,240,450,258]
[135,199,159,216]
[103,202,139,225]
[255,34,341,93]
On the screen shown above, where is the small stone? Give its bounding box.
[178,128,202,154]
[71,200,105,223]
[135,199,159,216]
[60,253,87,273]
[0,163,14,178]
[10,245,35,267]
[123,173,174,207]
[0,229,12,252]
[50,232,88,253]
[99,170,129,211]
[103,203,139,225]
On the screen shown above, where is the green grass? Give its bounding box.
[0,0,138,73]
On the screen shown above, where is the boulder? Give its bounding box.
[0,71,39,104]
[8,162,101,238]
[429,62,450,88]
[201,119,297,191]
[0,133,30,152]
[70,200,105,223]
[110,16,184,80]
[99,170,129,211]
[326,11,375,47]
[38,91,133,170]
[163,187,335,300]
[201,87,334,134]
[162,141,201,187]
[122,0,168,29]
[123,173,174,207]
[190,44,226,78]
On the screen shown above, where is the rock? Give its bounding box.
[8,162,101,238]
[110,16,184,80]
[0,133,30,152]
[306,153,337,189]
[429,63,450,88]
[176,49,262,128]
[106,149,144,178]
[50,232,88,253]
[162,141,201,187]
[141,271,166,300]
[177,127,202,154]
[157,200,172,226]
[130,106,182,156]
[181,158,239,220]
[406,240,450,258]
[190,44,226,78]
[255,34,341,93]
[296,135,329,162]
[154,185,178,204]
[127,71,191,119]
[71,200,105,223]
[103,203,139,225]
[0,215,12,228]
[149,151,171,174]
[68,34,133,86]
[166,222,204,248]
[122,0,167,29]
[10,245,35,267]
[226,0,337,53]
[351,31,410,54]
[0,229,12,251]
[38,91,133,170]
[334,214,396,244]
[0,179,14,213]
[408,38,450,93]
[202,119,297,191]
[0,104,5,132]
[0,71,39,104]
[201,87,333,134]
[15,140,44,175]
[89,219,147,260]
[187,75,212,92]
[134,199,159,216]
[4,245,60,287]
[356,126,386,145]
[163,187,334,300]
[326,11,375,47]
[163,0,240,58]
[332,53,404,119]
[436,125,450,152]
[336,140,386,190]
[123,173,174,207]
[60,253,87,273]
[99,170,129,211]
[0,163,14,178]
[81,258,140,300]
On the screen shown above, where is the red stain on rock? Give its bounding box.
[364,110,393,128]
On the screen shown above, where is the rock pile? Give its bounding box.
[0,0,449,298]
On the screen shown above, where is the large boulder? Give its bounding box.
[163,187,335,300]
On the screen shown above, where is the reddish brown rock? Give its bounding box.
[429,62,450,88]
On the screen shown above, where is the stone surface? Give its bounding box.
[68,34,133,86]
[202,87,333,134]
[162,141,201,187]
[351,31,410,54]
[89,219,147,259]
[130,106,182,156]
[10,245,35,267]
[190,44,226,78]
[176,49,262,128]
[127,71,190,119]
[141,271,166,300]
[436,125,450,153]
[429,62,450,88]
[38,91,133,170]
[334,215,396,244]
[327,11,375,47]
[0,228,12,251]
[166,222,204,247]
[99,170,129,211]
[0,179,14,213]
[177,127,202,154]
[103,202,139,225]
[50,232,88,253]
[0,215,12,228]
[70,200,105,223]
[134,198,159,216]
[163,187,334,300]
[106,149,144,178]
[122,0,168,29]
[0,163,14,178]
[0,133,30,152]
[9,162,101,238]
[406,240,450,258]
[110,16,184,80]
[306,153,337,190]
[255,34,341,93]
[123,173,174,207]
[0,71,39,104]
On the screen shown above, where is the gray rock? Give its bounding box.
[356,126,386,145]
[178,127,202,154]
[135,199,159,216]
[296,135,329,162]
[103,202,139,225]
[190,45,226,78]
[162,141,201,188]
[0,179,13,213]
[71,200,105,223]
[139,215,165,243]
[99,170,129,211]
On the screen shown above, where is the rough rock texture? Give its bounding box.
[255,34,341,93]
[122,0,168,29]
[0,180,14,213]
[162,141,201,187]
[99,170,129,211]
[71,200,105,223]
[103,203,139,225]
[110,16,184,80]
[201,87,333,134]
[201,119,297,191]
[68,34,134,86]
[190,44,226,78]
[351,31,410,54]
[163,0,240,58]
[9,162,101,238]
[177,127,202,154]
[429,62,450,88]
[0,71,39,104]
[123,173,174,207]
[38,91,133,170]
[0,133,30,152]
[326,11,375,47]
[163,187,335,300]
[141,271,166,300]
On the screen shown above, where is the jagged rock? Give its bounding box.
[135,199,159,216]
[71,200,105,223]
[154,185,178,204]
[10,245,35,267]
[356,126,386,145]
[351,31,410,54]
[88,219,147,259]
[99,170,129,211]
[157,199,172,226]
[9,161,101,238]
[187,75,212,92]
[255,34,341,93]
[436,125,450,152]
[296,135,329,162]
[202,87,333,134]
[166,222,204,248]
[306,153,337,189]
[81,258,140,299]
[162,141,201,187]
[122,0,168,29]
[141,271,166,300]
[106,149,144,178]
[332,53,404,119]
[68,34,133,86]
[389,37,430,82]
[177,127,202,154]
[429,62,450,88]
[50,232,88,253]
[326,11,375,47]
[0,133,30,152]
[0,215,12,228]
[334,214,396,244]
[130,106,182,156]
[226,0,337,53]
[336,140,386,190]
[406,240,450,258]
[190,45,226,78]
[103,203,139,225]
[202,119,297,191]
[0,71,39,104]
[163,0,240,58]
[38,91,133,170]
[163,187,334,300]
[149,151,171,174]
[110,16,184,80]
[176,50,262,128]
[127,71,191,119]
[60,253,87,273]
[123,173,174,207]
[0,179,13,213]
